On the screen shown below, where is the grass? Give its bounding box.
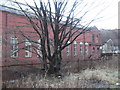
[2,55,119,88]
[3,68,118,88]
[109,85,120,88]
[80,68,118,83]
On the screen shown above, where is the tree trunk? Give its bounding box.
[47,52,62,75]
[41,38,48,71]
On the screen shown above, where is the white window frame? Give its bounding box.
[11,36,18,58]
[73,41,77,56]
[66,41,70,56]
[85,42,89,56]
[80,42,83,55]
[37,39,42,57]
[25,39,32,57]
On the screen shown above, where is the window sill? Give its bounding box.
[11,55,18,58]
[25,56,32,58]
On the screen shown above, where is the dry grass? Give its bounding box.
[3,68,118,88]
[80,68,118,84]
[2,55,119,88]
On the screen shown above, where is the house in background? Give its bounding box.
[101,39,114,54]
[0,5,102,66]
[100,29,119,54]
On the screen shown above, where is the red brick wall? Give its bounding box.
[1,10,102,66]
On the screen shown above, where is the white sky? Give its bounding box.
[0,0,119,29]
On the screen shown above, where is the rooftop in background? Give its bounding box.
[99,29,119,45]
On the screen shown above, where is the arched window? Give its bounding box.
[73,41,77,56]
[25,39,32,57]
[66,41,70,56]
[96,34,99,43]
[37,39,42,57]
[80,42,83,55]
[10,35,18,57]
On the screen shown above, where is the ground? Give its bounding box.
[2,54,119,88]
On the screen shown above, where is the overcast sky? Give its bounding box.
[0,0,119,29]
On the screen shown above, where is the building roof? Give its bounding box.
[0,4,97,31]
[0,5,23,15]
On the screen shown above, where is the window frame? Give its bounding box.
[10,36,18,58]
[37,39,42,57]
[92,34,95,43]
[25,39,32,58]
[66,41,70,56]
[73,41,77,56]
[85,42,89,56]
[80,42,83,55]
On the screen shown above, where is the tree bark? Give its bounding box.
[47,51,62,75]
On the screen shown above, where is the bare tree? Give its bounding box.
[3,0,112,75]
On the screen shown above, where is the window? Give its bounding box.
[97,47,99,50]
[80,42,83,55]
[25,39,32,57]
[96,35,99,43]
[37,39,42,57]
[10,36,18,57]
[96,39,98,43]
[92,47,95,53]
[85,42,89,56]
[92,34,95,43]
[66,41,70,56]
[73,41,77,56]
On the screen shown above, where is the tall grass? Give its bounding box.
[3,55,119,88]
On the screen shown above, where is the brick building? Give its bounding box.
[0,6,102,66]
